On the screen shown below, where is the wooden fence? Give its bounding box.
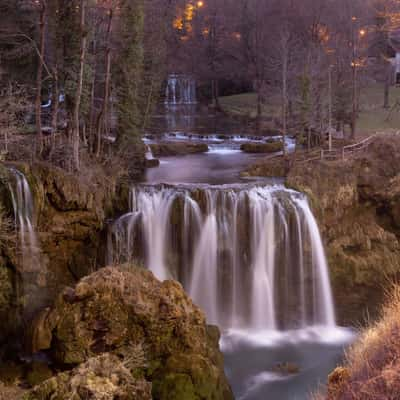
[296,134,378,165]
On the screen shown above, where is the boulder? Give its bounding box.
[145,159,160,168]
[240,141,283,153]
[149,142,209,157]
[24,353,152,400]
[29,266,233,400]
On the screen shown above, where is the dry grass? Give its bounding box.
[325,285,400,399]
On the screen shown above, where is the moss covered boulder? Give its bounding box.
[240,141,283,153]
[24,353,152,400]
[149,142,209,157]
[29,266,233,400]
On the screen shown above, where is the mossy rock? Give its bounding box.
[240,141,283,153]
[28,267,233,400]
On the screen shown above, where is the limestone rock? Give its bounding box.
[240,141,283,153]
[286,134,400,324]
[149,142,209,157]
[30,266,233,400]
[24,353,152,400]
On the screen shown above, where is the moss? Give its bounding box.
[26,362,53,387]
[153,373,198,400]
[240,141,283,153]
[0,265,13,314]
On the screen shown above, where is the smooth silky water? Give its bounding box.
[111,76,356,399]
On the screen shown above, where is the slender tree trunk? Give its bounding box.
[96,9,113,158]
[88,34,97,154]
[351,23,357,140]
[51,66,59,152]
[73,0,87,171]
[282,51,288,157]
[142,79,155,131]
[384,62,391,109]
[36,2,46,156]
[328,66,333,151]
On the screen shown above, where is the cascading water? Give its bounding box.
[7,168,41,274]
[145,144,154,160]
[165,74,197,105]
[108,184,336,330]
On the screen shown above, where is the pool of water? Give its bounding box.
[222,327,356,400]
[145,150,281,185]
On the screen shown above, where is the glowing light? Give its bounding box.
[197,1,204,7]
[359,29,366,37]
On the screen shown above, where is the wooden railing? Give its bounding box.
[295,134,378,164]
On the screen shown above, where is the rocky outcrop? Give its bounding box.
[241,155,287,178]
[287,134,400,324]
[0,161,133,347]
[29,266,233,400]
[240,141,283,153]
[24,354,152,400]
[149,142,209,157]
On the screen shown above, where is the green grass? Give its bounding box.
[357,84,400,136]
[218,92,281,119]
[219,84,400,136]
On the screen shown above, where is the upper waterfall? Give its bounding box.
[165,74,197,105]
[108,184,336,330]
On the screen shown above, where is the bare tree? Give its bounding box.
[72,0,87,171]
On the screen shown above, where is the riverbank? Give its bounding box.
[284,133,400,324]
[322,285,400,399]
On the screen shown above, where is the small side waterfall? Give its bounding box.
[145,145,154,160]
[165,74,197,105]
[8,168,41,274]
[108,185,336,330]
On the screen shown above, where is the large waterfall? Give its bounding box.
[165,74,197,105]
[7,168,41,274]
[108,184,336,330]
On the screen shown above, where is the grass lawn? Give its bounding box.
[358,84,400,136]
[219,84,400,137]
[218,92,281,119]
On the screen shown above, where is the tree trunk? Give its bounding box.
[51,66,59,152]
[36,2,46,156]
[351,63,357,140]
[384,62,391,109]
[96,9,113,158]
[73,0,87,171]
[282,52,288,157]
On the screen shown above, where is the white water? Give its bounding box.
[108,184,336,330]
[145,145,154,160]
[8,168,41,273]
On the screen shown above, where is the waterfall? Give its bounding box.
[108,184,336,330]
[7,168,41,274]
[145,145,154,160]
[165,74,197,105]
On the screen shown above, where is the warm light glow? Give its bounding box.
[359,29,366,37]
[197,1,204,7]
